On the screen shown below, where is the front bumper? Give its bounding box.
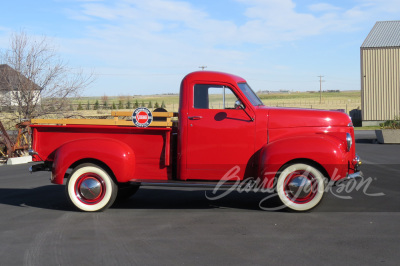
[347,171,363,180]
[347,153,362,180]
[352,154,361,172]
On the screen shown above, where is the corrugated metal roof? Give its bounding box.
[361,21,400,48]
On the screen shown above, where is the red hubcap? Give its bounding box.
[283,170,318,204]
[74,173,106,205]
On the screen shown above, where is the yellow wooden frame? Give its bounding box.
[31,111,174,127]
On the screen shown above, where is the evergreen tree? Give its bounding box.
[141,101,145,107]
[134,100,139,108]
[103,101,108,109]
[112,102,117,109]
[94,100,99,110]
[118,100,123,109]
[86,101,90,110]
[126,101,132,109]
[148,101,153,108]
[77,103,83,110]
[161,100,166,109]
[154,101,160,108]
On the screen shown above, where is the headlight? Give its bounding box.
[346,133,352,152]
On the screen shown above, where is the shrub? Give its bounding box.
[380,117,400,129]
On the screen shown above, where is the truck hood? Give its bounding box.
[263,107,352,129]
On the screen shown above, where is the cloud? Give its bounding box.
[360,0,400,13]
[308,3,341,12]
[235,0,371,44]
[63,0,245,64]
[57,0,399,95]
[67,0,373,52]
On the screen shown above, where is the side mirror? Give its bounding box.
[235,100,254,122]
[235,100,243,109]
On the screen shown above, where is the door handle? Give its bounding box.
[188,116,202,120]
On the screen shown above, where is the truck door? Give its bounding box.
[186,83,256,181]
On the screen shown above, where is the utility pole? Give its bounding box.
[318,75,324,104]
[199,66,207,71]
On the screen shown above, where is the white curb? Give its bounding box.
[6,156,33,165]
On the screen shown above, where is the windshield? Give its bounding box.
[238,83,264,106]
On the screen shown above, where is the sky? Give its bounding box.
[0,0,399,96]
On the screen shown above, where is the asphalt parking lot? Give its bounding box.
[0,131,399,265]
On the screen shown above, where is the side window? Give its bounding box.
[194,84,239,109]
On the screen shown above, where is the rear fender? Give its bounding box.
[51,138,135,184]
[259,135,347,188]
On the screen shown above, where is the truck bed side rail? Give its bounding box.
[31,111,175,127]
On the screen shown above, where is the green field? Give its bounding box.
[0,90,362,130]
[70,90,361,113]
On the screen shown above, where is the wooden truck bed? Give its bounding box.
[31,111,176,127]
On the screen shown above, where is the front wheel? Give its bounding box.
[276,163,326,212]
[66,163,118,212]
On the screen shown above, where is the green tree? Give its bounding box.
[134,100,139,108]
[126,101,132,109]
[112,102,117,110]
[94,100,99,110]
[148,101,153,108]
[86,101,90,110]
[141,101,145,107]
[103,101,108,109]
[154,101,160,108]
[161,100,166,109]
[77,103,83,110]
[118,100,123,109]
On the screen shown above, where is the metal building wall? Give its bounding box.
[361,47,400,121]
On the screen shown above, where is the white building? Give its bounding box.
[0,64,42,107]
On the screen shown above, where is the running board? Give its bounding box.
[129,179,238,188]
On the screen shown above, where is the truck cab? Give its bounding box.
[178,71,260,181]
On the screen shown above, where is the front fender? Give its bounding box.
[259,135,347,188]
[51,138,135,184]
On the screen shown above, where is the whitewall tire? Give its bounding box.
[66,163,117,212]
[276,163,326,212]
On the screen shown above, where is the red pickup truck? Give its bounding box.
[29,71,361,212]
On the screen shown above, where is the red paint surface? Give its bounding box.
[31,71,358,186]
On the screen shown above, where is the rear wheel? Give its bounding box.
[276,163,326,212]
[66,163,117,212]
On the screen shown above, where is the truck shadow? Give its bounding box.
[1,175,398,212]
[113,187,285,211]
[0,185,284,212]
[0,186,74,211]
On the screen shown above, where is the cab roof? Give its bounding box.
[183,71,247,84]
